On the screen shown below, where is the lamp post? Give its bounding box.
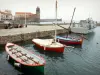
[25,12,27,27]
[0,13,1,21]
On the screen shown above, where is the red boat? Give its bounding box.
[56,36,83,45]
[5,42,45,73]
[32,0,65,53]
[32,39,65,53]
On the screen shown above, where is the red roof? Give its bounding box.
[0,11,12,15]
[0,11,5,14]
[15,12,35,15]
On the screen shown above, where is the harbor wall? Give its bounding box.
[0,29,68,44]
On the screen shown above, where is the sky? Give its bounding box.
[0,0,100,22]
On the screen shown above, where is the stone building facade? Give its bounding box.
[14,6,40,23]
[0,10,13,21]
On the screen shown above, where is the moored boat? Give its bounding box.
[55,8,83,46]
[32,39,65,53]
[32,0,65,53]
[56,36,83,45]
[71,18,97,34]
[5,42,45,73]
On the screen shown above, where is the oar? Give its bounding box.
[65,46,74,48]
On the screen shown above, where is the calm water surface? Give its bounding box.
[0,27,100,75]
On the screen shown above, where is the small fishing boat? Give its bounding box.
[32,0,65,53]
[56,8,83,46]
[56,36,83,45]
[5,42,45,73]
[32,39,65,53]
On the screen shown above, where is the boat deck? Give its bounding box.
[7,45,44,65]
[33,39,64,47]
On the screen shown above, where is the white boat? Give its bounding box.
[32,39,65,53]
[32,0,65,53]
[71,18,97,34]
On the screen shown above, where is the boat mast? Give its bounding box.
[69,7,76,28]
[54,0,58,42]
[68,7,76,31]
[66,7,76,37]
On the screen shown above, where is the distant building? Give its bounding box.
[0,10,13,21]
[40,19,62,22]
[14,6,40,23]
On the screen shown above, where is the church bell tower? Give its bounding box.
[36,6,40,22]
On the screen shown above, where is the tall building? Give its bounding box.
[0,10,13,21]
[14,6,40,23]
[36,6,40,22]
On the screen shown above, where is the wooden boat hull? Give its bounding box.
[57,39,82,45]
[7,55,44,74]
[5,43,45,73]
[32,39,65,53]
[56,36,83,45]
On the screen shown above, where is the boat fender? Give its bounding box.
[14,62,21,67]
[57,39,59,42]
[7,55,10,61]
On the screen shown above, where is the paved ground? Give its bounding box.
[0,25,69,36]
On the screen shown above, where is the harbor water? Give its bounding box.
[0,27,100,75]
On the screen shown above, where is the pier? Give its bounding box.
[0,25,69,44]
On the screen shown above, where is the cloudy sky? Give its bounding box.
[0,0,100,21]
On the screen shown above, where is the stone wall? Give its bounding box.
[0,29,68,44]
[0,24,6,29]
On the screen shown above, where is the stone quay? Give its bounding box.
[0,25,69,45]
